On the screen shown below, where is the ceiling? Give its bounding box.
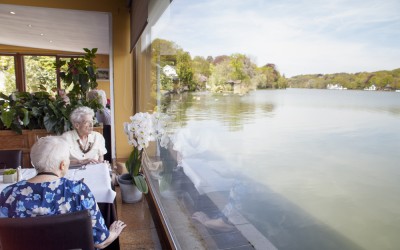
[0,4,110,54]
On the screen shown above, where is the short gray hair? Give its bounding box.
[88,89,107,107]
[30,136,70,172]
[70,106,95,124]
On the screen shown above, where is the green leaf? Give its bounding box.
[1,109,15,127]
[87,66,95,77]
[43,114,56,132]
[0,92,9,100]
[133,175,148,194]
[21,108,29,125]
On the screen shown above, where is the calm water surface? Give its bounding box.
[164,89,400,250]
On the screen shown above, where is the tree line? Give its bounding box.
[153,38,400,93]
[152,39,287,94]
[287,69,400,90]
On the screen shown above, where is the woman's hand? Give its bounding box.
[79,158,101,165]
[109,220,127,235]
[94,220,127,249]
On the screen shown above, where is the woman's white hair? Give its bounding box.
[30,136,70,172]
[88,89,107,107]
[70,106,95,125]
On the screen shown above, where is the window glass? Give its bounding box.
[24,55,57,93]
[0,55,16,95]
[140,1,400,249]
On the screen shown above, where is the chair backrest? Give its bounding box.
[103,125,112,162]
[0,150,22,169]
[0,210,94,250]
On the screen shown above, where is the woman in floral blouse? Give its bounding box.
[0,136,125,249]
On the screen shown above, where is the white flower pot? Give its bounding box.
[3,173,17,183]
[117,173,143,203]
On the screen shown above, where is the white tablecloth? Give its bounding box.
[0,163,116,204]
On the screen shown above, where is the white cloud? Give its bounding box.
[154,0,400,76]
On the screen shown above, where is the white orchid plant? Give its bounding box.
[123,112,170,193]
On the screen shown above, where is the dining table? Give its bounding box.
[0,163,120,250]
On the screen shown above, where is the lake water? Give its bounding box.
[162,88,400,250]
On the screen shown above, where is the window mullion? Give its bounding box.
[15,54,25,92]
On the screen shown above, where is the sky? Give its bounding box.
[152,0,400,77]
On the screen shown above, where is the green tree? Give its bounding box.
[230,54,248,82]
[25,56,57,93]
[192,56,211,90]
[176,50,195,91]
[0,56,17,95]
[208,59,232,92]
[151,39,180,94]
[192,56,211,77]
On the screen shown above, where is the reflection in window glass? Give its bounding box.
[24,56,56,93]
[0,55,16,95]
[141,1,400,249]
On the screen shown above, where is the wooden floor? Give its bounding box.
[114,186,162,250]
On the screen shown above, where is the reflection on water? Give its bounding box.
[160,89,400,250]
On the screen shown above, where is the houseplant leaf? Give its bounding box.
[133,175,148,194]
[0,108,15,128]
[21,108,29,126]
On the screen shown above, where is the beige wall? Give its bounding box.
[0,0,134,160]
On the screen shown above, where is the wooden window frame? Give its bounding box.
[0,53,83,93]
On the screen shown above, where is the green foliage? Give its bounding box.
[160,74,174,92]
[0,49,102,135]
[230,53,250,82]
[125,147,148,194]
[0,89,73,134]
[151,39,287,94]
[209,59,233,91]
[0,92,32,134]
[192,56,211,77]
[0,56,17,95]
[25,56,57,93]
[288,69,400,90]
[3,169,16,175]
[55,48,98,105]
[176,50,195,91]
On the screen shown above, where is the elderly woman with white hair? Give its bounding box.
[0,136,126,249]
[88,89,111,126]
[62,106,107,165]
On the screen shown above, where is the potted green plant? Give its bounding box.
[2,169,17,183]
[55,48,99,105]
[0,48,102,135]
[119,112,170,203]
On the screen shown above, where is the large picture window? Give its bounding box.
[138,1,400,249]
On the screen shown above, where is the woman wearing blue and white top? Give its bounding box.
[0,136,125,249]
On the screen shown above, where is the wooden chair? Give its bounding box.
[0,150,22,169]
[0,210,94,250]
[103,125,112,163]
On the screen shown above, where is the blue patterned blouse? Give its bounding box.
[0,178,110,245]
